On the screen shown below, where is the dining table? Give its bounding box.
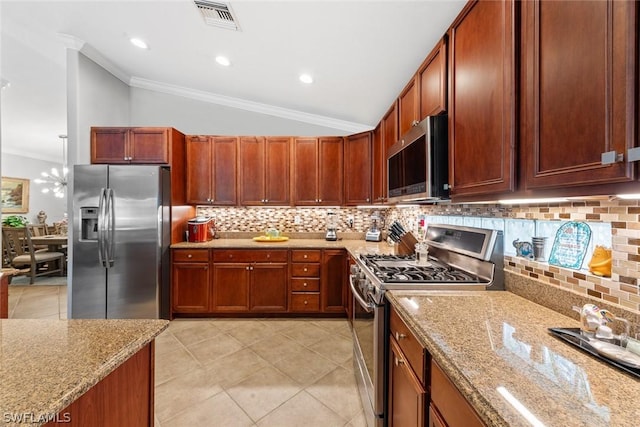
[30,234,68,253]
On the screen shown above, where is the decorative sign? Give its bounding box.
[548,221,592,270]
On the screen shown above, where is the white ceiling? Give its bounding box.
[1,0,466,161]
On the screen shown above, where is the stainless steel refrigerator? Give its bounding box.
[71,165,170,319]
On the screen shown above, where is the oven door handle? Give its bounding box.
[349,275,375,313]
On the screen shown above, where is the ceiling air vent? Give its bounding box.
[194,1,240,31]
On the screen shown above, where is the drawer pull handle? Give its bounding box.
[395,332,406,340]
[395,357,405,366]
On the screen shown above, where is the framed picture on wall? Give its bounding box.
[1,177,30,213]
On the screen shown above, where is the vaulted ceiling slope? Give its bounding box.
[1,0,466,161]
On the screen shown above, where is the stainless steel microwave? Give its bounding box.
[387,115,449,203]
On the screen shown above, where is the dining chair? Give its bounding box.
[1,227,65,284]
[28,224,50,236]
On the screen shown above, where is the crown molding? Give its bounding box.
[75,42,131,85]
[56,33,85,51]
[129,77,372,134]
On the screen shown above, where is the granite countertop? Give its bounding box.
[386,291,640,427]
[171,235,396,257]
[0,319,168,426]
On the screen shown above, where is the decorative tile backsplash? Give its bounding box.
[197,197,640,312]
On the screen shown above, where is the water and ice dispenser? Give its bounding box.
[80,207,99,241]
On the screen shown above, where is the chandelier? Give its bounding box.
[34,134,68,198]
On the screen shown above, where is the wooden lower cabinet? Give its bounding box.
[171,249,210,315]
[321,249,347,313]
[211,263,251,312]
[389,337,426,427]
[250,263,288,311]
[45,343,154,427]
[430,360,485,427]
[290,249,321,312]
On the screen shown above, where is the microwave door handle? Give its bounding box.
[349,276,374,313]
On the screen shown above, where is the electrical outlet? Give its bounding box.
[347,215,354,228]
[294,215,302,225]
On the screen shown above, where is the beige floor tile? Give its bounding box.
[187,333,245,367]
[306,366,364,421]
[345,410,368,427]
[155,346,202,385]
[210,318,264,332]
[312,319,352,338]
[259,318,312,332]
[11,295,60,318]
[307,334,353,365]
[167,318,216,333]
[205,347,270,388]
[161,391,254,427]
[279,322,332,347]
[225,320,277,345]
[154,367,224,422]
[272,347,338,386]
[154,331,185,357]
[226,366,302,422]
[256,391,347,427]
[249,333,307,364]
[172,322,222,347]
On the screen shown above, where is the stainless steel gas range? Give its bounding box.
[349,224,504,427]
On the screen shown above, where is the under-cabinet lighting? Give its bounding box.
[130,37,149,49]
[395,204,421,209]
[496,386,546,427]
[616,193,640,200]
[498,197,568,205]
[356,205,391,209]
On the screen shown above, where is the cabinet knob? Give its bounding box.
[395,357,405,366]
[366,198,370,202]
[304,300,308,305]
[303,282,308,287]
[246,266,250,270]
[318,199,322,202]
[304,254,308,259]
[265,199,269,203]
[187,254,192,258]
[395,332,406,340]
[267,254,270,258]
[304,267,308,272]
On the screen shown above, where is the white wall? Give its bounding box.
[130,87,349,136]
[1,153,67,224]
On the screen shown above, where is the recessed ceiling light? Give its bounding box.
[215,56,231,67]
[299,74,313,84]
[130,38,149,49]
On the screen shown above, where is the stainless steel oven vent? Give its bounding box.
[193,1,240,31]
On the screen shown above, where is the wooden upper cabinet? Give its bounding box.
[522,0,637,191]
[419,38,447,119]
[372,123,386,203]
[292,137,343,205]
[239,136,290,205]
[91,127,171,164]
[185,136,237,205]
[448,0,517,199]
[344,131,373,205]
[382,101,399,154]
[398,76,420,137]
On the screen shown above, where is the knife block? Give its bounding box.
[396,232,419,256]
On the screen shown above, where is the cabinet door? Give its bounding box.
[212,136,238,205]
[91,128,129,164]
[239,136,266,205]
[321,249,346,313]
[212,263,250,312]
[250,263,288,312]
[186,136,213,204]
[522,0,637,190]
[372,123,386,203]
[448,0,516,198]
[388,338,426,427]
[382,102,399,154]
[344,132,372,205]
[399,76,420,136]
[129,128,169,164]
[318,137,344,205]
[428,406,446,427]
[419,38,447,118]
[430,360,485,427]
[264,137,290,205]
[172,263,210,313]
[292,138,319,205]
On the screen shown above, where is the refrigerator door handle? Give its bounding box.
[106,188,116,268]
[97,188,108,267]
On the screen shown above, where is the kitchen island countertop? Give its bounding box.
[0,319,168,426]
[386,290,640,427]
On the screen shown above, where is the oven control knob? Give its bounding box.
[367,282,375,294]
[350,265,359,275]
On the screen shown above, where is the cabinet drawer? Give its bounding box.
[173,249,210,263]
[431,361,485,427]
[290,263,321,277]
[291,278,320,292]
[213,249,288,263]
[390,307,426,384]
[291,250,321,262]
[290,293,320,312]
